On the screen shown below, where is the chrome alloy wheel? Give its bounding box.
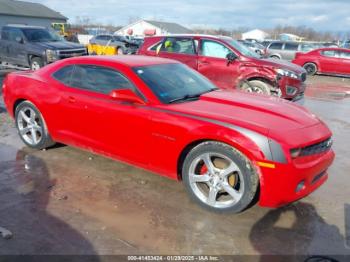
[17,107,43,146]
[245,85,264,94]
[188,152,244,209]
[31,61,41,71]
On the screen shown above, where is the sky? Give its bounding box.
[28,0,350,31]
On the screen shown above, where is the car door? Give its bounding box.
[157,37,198,70]
[319,50,340,74]
[283,42,299,60]
[6,28,27,66]
[0,27,11,61]
[197,38,239,89]
[267,42,283,58]
[338,50,350,75]
[52,64,151,164]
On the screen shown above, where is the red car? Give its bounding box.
[293,47,350,76]
[138,34,307,102]
[3,56,334,213]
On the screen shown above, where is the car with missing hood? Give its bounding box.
[138,34,307,102]
[2,56,334,213]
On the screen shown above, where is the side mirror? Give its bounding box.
[226,52,238,66]
[109,89,145,105]
[15,36,24,44]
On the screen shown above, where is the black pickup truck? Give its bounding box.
[0,25,87,70]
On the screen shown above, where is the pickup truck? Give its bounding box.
[0,25,87,70]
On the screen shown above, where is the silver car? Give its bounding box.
[266,41,315,60]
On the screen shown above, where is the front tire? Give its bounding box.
[303,62,317,76]
[182,141,259,213]
[241,80,272,95]
[15,101,55,149]
[30,57,44,71]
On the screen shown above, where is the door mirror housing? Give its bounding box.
[15,36,24,44]
[109,89,145,104]
[226,52,238,65]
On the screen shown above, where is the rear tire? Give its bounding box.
[15,101,55,150]
[30,57,44,71]
[270,55,280,59]
[303,62,317,76]
[241,80,272,95]
[182,141,259,213]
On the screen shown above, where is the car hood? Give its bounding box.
[163,90,322,143]
[254,57,305,74]
[28,41,85,50]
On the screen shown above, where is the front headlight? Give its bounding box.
[46,49,59,62]
[275,68,299,79]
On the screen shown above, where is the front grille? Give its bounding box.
[300,137,333,156]
[58,48,87,58]
[300,72,307,82]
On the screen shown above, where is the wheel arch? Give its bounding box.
[13,98,27,116]
[239,76,275,89]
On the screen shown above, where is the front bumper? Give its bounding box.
[278,76,306,101]
[258,149,335,208]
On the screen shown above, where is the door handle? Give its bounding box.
[199,61,209,65]
[68,96,76,103]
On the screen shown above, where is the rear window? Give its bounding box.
[269,43,283,50]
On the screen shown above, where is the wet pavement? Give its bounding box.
[0,72,350,258]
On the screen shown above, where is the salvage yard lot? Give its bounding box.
[0,70,350,257]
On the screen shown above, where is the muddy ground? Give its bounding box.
[0,72,350,259]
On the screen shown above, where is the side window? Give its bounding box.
[321,50,338,58]
[1,28,9,40]
[339,51,350,59]
[269,42,283,50]
[284,43,298,51]
[301,44,314,52]
[52,65,74,85]
[69,65,135,94]
[150,41,163,51]
[7,28,24,42]
[201,40,231,59]
[161,38,195,54]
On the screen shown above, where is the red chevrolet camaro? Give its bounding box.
[292,47,350,76]
[2,56,335,213]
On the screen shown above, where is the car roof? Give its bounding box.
[4,25,45,29]
[64,55,180,67]
[313,47,350,52]
[145,34,232,40]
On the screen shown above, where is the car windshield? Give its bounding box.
[223,38,260,58]
[22,28,62,42]
[133,63,218,104]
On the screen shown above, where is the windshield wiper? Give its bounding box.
[168,88,218,104]
[168,93,202,104]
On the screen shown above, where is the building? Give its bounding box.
[0,0,67,29]
[242,29,269,41]
[115,19,193,37]
[279,33,304,42]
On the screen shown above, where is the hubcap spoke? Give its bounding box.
[29,109,36,122]
[20,126,31,135]
[222,182,241,200]
[201,153,215,174]
[190,173,210,183]
[221,163,239,177]
[207,187,219,206]
[31,129,38,144]
[20,111,31,123]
